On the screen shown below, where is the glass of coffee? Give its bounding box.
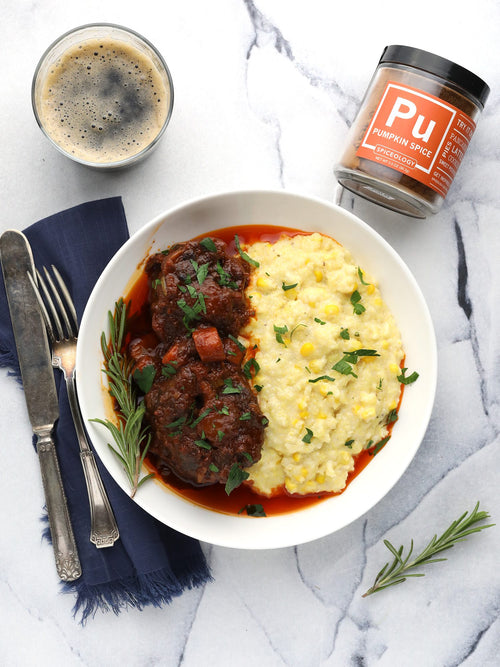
[32,23,174,169]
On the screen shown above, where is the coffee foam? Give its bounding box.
[38,37,170,163]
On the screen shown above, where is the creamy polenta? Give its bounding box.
[243,232,404,496]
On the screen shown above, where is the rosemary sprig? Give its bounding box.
[90,298,154,497]
[363,502,494,597]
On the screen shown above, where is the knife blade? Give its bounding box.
[0,230,81,581]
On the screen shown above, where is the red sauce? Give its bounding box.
[123,224,404,517]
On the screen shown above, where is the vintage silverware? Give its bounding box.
[0,230,82,581]
[29,265,120,548]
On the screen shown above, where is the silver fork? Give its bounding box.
[29,265,119,548]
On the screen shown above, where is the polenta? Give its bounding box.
[242,232,404,496]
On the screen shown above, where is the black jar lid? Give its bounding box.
[379,45,490,108]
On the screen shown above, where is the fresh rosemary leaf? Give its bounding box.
[363,502,494,597]
[91,298,153,497]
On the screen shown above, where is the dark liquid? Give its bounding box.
[38,37,169,163]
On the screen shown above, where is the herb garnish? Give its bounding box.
[302,428,314,443]
[133,364,156,393]
[225,464,250,495]
[398,367,420,385]
[308,375,335,383]
[200,237,217,252]
[351,290,366,315]
[238,504,267,517]
[282,281,298,291]
[357,267,371,285]
[274,324,288,345]
[363,502,494,597]
[91,299,154,497]
[235,235,259,267]
[332,349,380,378]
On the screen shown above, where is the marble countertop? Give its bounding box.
[1,1,499,665]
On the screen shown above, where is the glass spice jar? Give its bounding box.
[334,45,490,218]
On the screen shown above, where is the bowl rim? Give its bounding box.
[77,188,438,549]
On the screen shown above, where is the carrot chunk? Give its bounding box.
[192,326,225,362]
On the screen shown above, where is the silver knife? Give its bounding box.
[0,230,82,581]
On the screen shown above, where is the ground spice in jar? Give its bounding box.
[334,45,490,218]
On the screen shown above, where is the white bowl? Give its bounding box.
[77,190,437,549]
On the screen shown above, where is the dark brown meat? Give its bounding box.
[144,360,265,486]
[145,238,253,346]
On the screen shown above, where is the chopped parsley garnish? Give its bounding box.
[345,439,354,448]
[340,328,350,340]
[302,428,314,443]
[357,267,371,285]
[308,375,335,383]
[397,367,420,385]
[314,317,326,325]
[190,407,212,427]
[274,324,288,345]
[282,281,298,291]
[200,237,217,252]
[351,290,366,315]
[238,504,266,517]
[133,364,156,393]
[225,464,250,495]
[386,409,398,424]
[216,261,238,289]
[162,363,177,378]
[370,436,390,456]
[239,412,251,421]
[234,234,259,267]
[222,378,242,394]
[243,358,260,379]
[190,259,209,285]
[195,436,211,450]
[332,348,380,378]
[209,463,219,473]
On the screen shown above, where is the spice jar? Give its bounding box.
[334,45,489,218]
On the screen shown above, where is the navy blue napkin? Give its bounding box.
[0,197,211,622]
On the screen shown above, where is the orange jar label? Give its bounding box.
[356,81,476,196]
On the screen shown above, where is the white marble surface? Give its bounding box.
[1,0,499,665]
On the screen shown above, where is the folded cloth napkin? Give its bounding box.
[0,197,211,622]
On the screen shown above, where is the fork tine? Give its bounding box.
[42,267,74,340]
[51,265,78,330]
[27,270,56,342]
[37,268,66,340]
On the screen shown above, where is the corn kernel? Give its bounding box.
[299,410,308,420]
[300,342,314,356]
[381,340,389,350]
[374,297,383,307]
[324,304,339,316]
[314,269,323,282]
[292,452,301,462]
[390,363,400,374]
[389,400,397,410]
[340,451,351,464]
[315,473,325,484]
[286,480,297,492]
[366,284,376,295]
[298,399,306,410]
[359,406,376,420]
[301,467,309,477]
[256,276,269,289]
[309,359,323,373]
[317,412,327,419]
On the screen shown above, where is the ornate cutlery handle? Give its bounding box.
[66,373,119,548]
[36,430,82,581]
